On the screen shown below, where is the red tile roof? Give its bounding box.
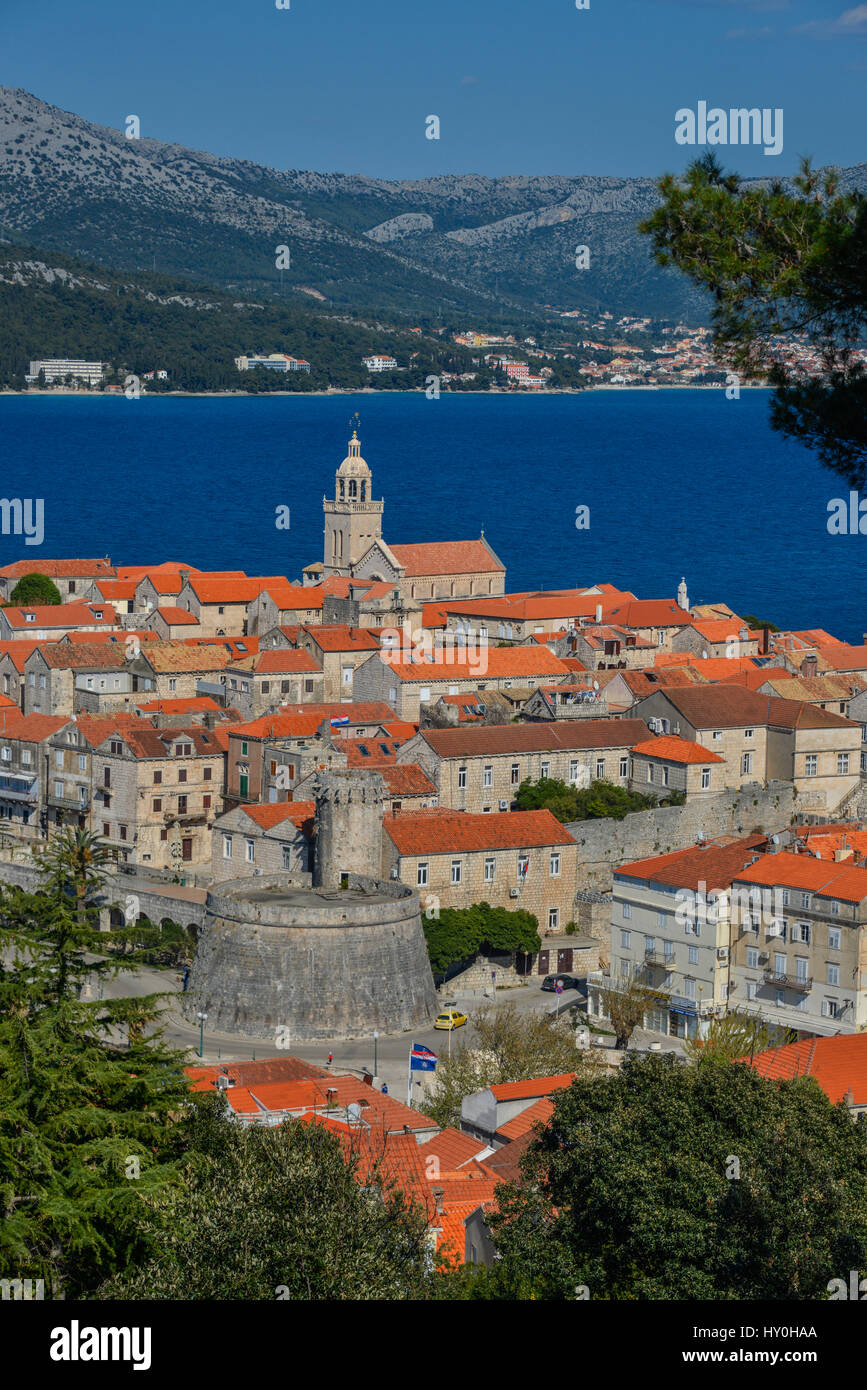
[419,1128,490,1171]
[379,763,437,797]
[384,648,570,682]
[495,1095,554,1141]
[185,1055,328,1089]
[418,718,650,759]
[153,607,200,625]
[2,603,118,628]
[489,1073,576,1102]
[733,850,867,904]
[238,800,316,831]
[385,808,574,855]
[0,711,70,741]
[615,834,768,892]
[742,1035,867,1106]
[605,599,693,628]
[389,538,505,577]
[304,626,381,653]
[0,557,115,579]
[631,734,725,764]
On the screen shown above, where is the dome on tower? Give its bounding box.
[337,431,371,478]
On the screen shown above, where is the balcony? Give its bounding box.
[0,777,38,803]
[763,970,812,994]
[643,950,671,968]
[47,793,91,812]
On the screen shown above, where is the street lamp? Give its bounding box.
[196,1011,208,1058]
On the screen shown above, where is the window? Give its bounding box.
[795,957,809,983]
[647,765,653,783]
[540,760,550,779]
[620,756,628,778]
[484,858,495,882]
[457,767,467,789]
[645,936,655,955]
[741,752,753,775]
[745,728,754,739]
[620,930,631,949]
[203,794,211,810]
[781,889,789,907]
[78,754,86,771]
[119,825,127,841]
[246,840,255,863]
[54,780,63,797]
[241,741,248,756]
[622,902,631,919]
[103,823,110,838]
[153,798,162,812]
[417,863,428,887]
[683,978,696,1000]
[451,860,462,885]
[222,835,233,859]
[203,767,212,781]
[548,908,559,932]
[549,852,561,877]
[829,926,841,951]
[800,892,811,909]
[804,754,817,778]
[21,749,32,765]
[281,845,293,870]
[261,680,270,694]
[712,731,722,741]
[837,753,850,775]
[517,855,529,879]
[702,767,711,789]
[510,763,520,786]
[827,963,839,986]
[177,795,188,815]
[821,999,839,1018]
[774,952,786,976]
[595,758,605,779]
[662,765,669,787]
[154,770,162,785]
[110,740,123,755]
[0,747,9,763]
[55,750,63,768]
[177,768,187,784]
[168,678,177,693]
[482,765,493,788]
[747,947,759,969]
[829,899,839,916]
[664,941,675,962]
[103,767,111,787]
[569,759,579,784]
[688,945,699,965]
[746,981,758,1001]
[775,989,785,1007]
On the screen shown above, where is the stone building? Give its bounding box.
[397,719,651,814]
[211,800,314,882]
[382,808,580,934]
[295,626,381,702]
[24,644,130,717]
[0,712,80,837]
[221,649,324,720]
[0,557,116,604]
[89,724,226,869]
[628,734,727,798]
[353,646,572,723]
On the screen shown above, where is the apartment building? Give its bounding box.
[728,852,867,1038]
[382,808,579,934]
[0,713,85,837]
[398,719,651,813]
[90,725,226,868]
[591,834,769,1041]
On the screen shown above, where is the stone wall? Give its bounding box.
[565,781,797,890]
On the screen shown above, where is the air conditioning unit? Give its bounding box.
[717,947,729,961]
[498,799,509,810]
[509,888,519,898]
[648,718,662,733]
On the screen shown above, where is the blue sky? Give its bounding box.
[5,0,865,179]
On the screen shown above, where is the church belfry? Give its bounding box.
[323,431,384,577]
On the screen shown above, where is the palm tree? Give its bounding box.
[36,827,114,927]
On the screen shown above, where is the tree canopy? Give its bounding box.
[514,776,679,823]
[489,1052,867,1300]
[641,154,867,485]
[423,902,541,975]
[8,572,62,606]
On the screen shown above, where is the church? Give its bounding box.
[303,432,507,602]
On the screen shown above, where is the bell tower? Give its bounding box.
[323,432,384,578]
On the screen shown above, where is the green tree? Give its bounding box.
[0,843,191,1297]
[596,975,657,1050]
[8,572,62,606]
[424,902,540,975]
[683,1010,794,1066]
[490,1052,867,1300]
[421,1003,596,1130]
[641,154,867,484]
[100,1099,432,1300]
[514,777,658,823]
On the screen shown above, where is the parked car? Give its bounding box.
[541,974,585,993]
[434,1007,468,1031]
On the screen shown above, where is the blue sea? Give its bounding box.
[2,389,865,641]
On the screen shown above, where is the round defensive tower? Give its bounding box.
[183,771,436,1042]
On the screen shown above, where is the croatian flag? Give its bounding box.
[410,1043,438,1072]
[330,716,350,726]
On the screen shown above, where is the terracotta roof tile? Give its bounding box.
[418,718,650,759]
[389,539,504,577]
[419,1128,490,1170]
[384,808,574,855]
[615,834,769,891]
[742,1035,867,1105]
[631,734,726,764]
[489,1073,576,1102]
[379,763,437,797]
[733,849,867,904]
[495,1095,555,1141]
[238,800,316,831]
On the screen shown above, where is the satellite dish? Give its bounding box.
[347,1102,363,1122]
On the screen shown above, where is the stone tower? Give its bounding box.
[322,432,384,578]
[313,769,386,888]
[677,576,689,611]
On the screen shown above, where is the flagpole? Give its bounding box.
[407,1043,413,1107]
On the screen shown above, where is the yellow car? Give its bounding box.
[434,1007,468,1031]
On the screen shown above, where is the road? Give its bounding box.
[88,961,587,1096]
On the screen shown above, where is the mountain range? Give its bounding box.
[1,87,865,329]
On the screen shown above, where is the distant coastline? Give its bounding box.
[0,383,769,399]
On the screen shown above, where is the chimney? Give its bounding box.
[835,846,854,863]
[179,569,190,587]
[432,1186,445,1215]
[802,654,818,678]
[595,604,602,624]
[326,1087,337,1106]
